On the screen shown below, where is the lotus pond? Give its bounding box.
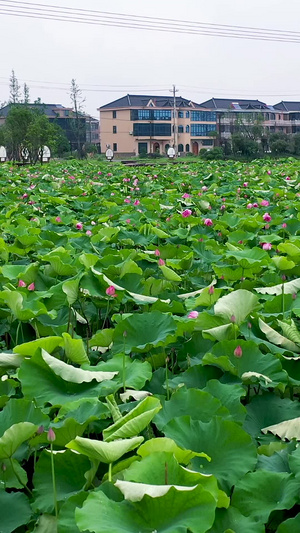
[2,158,300,532]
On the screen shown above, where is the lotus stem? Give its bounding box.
[50,443,58,519]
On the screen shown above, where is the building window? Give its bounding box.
[138,142,147,154]
[64,110,69,116]
[178,125,184,133]
[186,125,190,133]
[191,111,216,122]
[191,124,216,136]
[113,143,117,151]
[202,139,213,146]
[153,110,172,120]
[178,143,184,152]
[133,123,171,136]
[113,110,117,118]
[186,111,190,118]
[113,126,117,134]
[186,143,190,152]
[178,111,184,118]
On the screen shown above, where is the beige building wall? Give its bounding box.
[100,106,217,156]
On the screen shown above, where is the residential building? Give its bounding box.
[0,103,99,151]
[99,94,217,156]
[199,98,291,139]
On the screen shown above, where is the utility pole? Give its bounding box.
[170,84,178,155]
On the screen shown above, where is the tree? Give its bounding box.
[269,133,292,156]
[69,79,86,158]
[23,83,30,104]
[0,105,70,162]
[232,133,261,157]
[9,70,20,104]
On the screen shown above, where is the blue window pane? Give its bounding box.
[186,111,190,118]
[191,124,216,136]
[191,111,216,122]
[186,125,190,133]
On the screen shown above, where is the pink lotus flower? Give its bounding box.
[158,258,165,266]
[133,178,139,186]
[202,186,208,191]
[107,173,112,177]
[126,219,131,224]
[188,311,199,319]
[182,193,190,198]
[234,345,243,358]
[282,223,287,228]
[253,202,258,208]
[267,170,271,175]
[208,286,215,295]
[124,198,131,204]
[55,216,62,223]
[263,213,272,222]
[204,218,213,226]
[47,428,56,442]
[22,193,28,199]
[220,205,226,210]
[260,200,269,207]
[91,221,96,226]
[134,200,140,206]
[76,222,83,230]
[86,230,92,236]
[123,178,130,182]
[247,203,253,209]
[262,242,272,250]
[243,182,248,187]
[28,282,35,291]
[18,280,26,288]
[154,249,160,256]
[286,176,291,181]
[98,171,102,175]
[182,209,192,218]
[106,285,117,297]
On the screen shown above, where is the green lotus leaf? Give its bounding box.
[163,415,257,491]
[112,311,177,354]
[32,514,57,533]
[19,351,119,407]
[208,507,265,533]
[154,387,230,431]
[62,277,80,305]
[255,277,300,295]
[75,484,217,533]
[232,470,299,523]
[0,421,38,459]
[62,333,89,365]
[203,339,287,386]
[159,265,182,281]
[56,492,88,533]
[137,437,207,464]
[244,393,300,438]
[103,396,161,442]
[40,349,117,383]
[259,318,300,352]
[214,289,259,325]
[32,449,90,513]
[14,336,63,356]
[0,491,32,533]
[66,435,144,464]
[277,513,300,533]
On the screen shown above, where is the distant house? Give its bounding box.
[0,103,99,151]
[199,98,291,138]
[99,94,218,156]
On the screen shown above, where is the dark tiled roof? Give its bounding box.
[100,94,202,109]
[199,98,268,110]
[0,103,72,118]
[273,101,300,112]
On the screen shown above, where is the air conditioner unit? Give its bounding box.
[129,131,133,135]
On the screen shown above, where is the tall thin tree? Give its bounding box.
[23,83,30,104]
[69,78,86,158]
[9,70,20,104]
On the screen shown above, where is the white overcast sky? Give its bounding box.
[1,0,300,116]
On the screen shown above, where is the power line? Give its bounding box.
[2,0,300,38]
[0,2,300,43]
